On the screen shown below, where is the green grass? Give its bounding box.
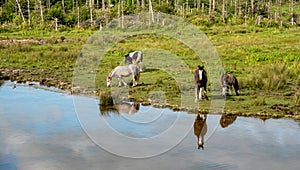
[0,26,299,121]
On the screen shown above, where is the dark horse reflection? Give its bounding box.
[193,114,207,150]
[100,101,140,116]
[219,114,237,128]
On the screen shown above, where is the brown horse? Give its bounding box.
[219,114,237,128]
[193,114,207,150]
[194,65,208,101]
[220,73,239,96]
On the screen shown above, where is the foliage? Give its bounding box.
[0,0,299,30]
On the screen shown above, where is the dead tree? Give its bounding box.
[16,0,25,23]
[27,0,30,24]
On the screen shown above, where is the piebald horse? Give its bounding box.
[124,51,143,71]
[220,73,239,96]
[193,114,207,150]
[194,65,208,101]
[107,64,140,87]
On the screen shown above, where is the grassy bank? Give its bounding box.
[0,26,299,121]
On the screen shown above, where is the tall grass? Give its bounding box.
[247,64,298,91]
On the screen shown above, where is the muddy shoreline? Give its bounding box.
[1,68,299,122]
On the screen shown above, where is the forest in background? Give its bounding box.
[0,0,299,32]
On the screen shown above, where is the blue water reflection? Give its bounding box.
[0,81,299,170]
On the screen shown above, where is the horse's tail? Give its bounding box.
[140,52,143,62]
[220,73,225,87]
[233,75,239,90]
[134,71,140,82]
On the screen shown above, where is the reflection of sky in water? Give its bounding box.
[102,108,180,138]
[0,81,300,170]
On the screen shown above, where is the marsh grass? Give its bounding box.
[247,64,298,91]
[253,97,267,106]
[1,27,299,118]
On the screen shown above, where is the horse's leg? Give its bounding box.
[229,86,233,95]
[132,74,137,86]
[199,87,203,100]
[222,86,226,96]
[119,77,127,87]
[117,77,123,87]
[139,62,143,72]
[204,85,208,100]
[195,86,199,102]
[235,88,239,96]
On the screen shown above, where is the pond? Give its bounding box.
[0,81,300,170]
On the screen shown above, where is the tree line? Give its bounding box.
[0,0,299,31]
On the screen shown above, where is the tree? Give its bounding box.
[15,0,25,23]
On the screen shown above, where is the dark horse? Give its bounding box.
[124,51,143,71]
[194,65,208,101]
[220,73,239,96]
[193,114,207,150]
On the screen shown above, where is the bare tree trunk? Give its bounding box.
[234,0,237,24]
[47,0,50,9]
[209,0,211,16]
[137,0,140,9]
[55,18,58,31]
[290,0,294,25]
[38,0,44,25]
[27,0,30,24]
[222,0,226,23]
[90,0,93,27]
[62,0,65,14]
[77,5,80,28]
[251,0,254,19]
[121,0,124,28]
[16,0,25,23]
[102,0,105,11]
[212,0,215,11]
[268,0,271,25]
[142,0,145,9]
[118,0,121,27]
[149,0,154,24]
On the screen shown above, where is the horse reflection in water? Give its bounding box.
[193,114,237,150]
[193,114,207,150]
[219,114,237,128]
[100,101,140,115]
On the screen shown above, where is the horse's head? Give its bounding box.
[107,77,112,87]
[198,65,204,70]
[124,54,133,64]
[198,143,204,150]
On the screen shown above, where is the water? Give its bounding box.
[0,81,300,170]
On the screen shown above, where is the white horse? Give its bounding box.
[107,64,140,87]
[193,114,207,150]
[124,51,143,71]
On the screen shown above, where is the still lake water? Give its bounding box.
[0,81,300,170]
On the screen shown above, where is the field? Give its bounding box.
[0,25,299,121]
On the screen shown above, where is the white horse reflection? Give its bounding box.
[100,101,140,115]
